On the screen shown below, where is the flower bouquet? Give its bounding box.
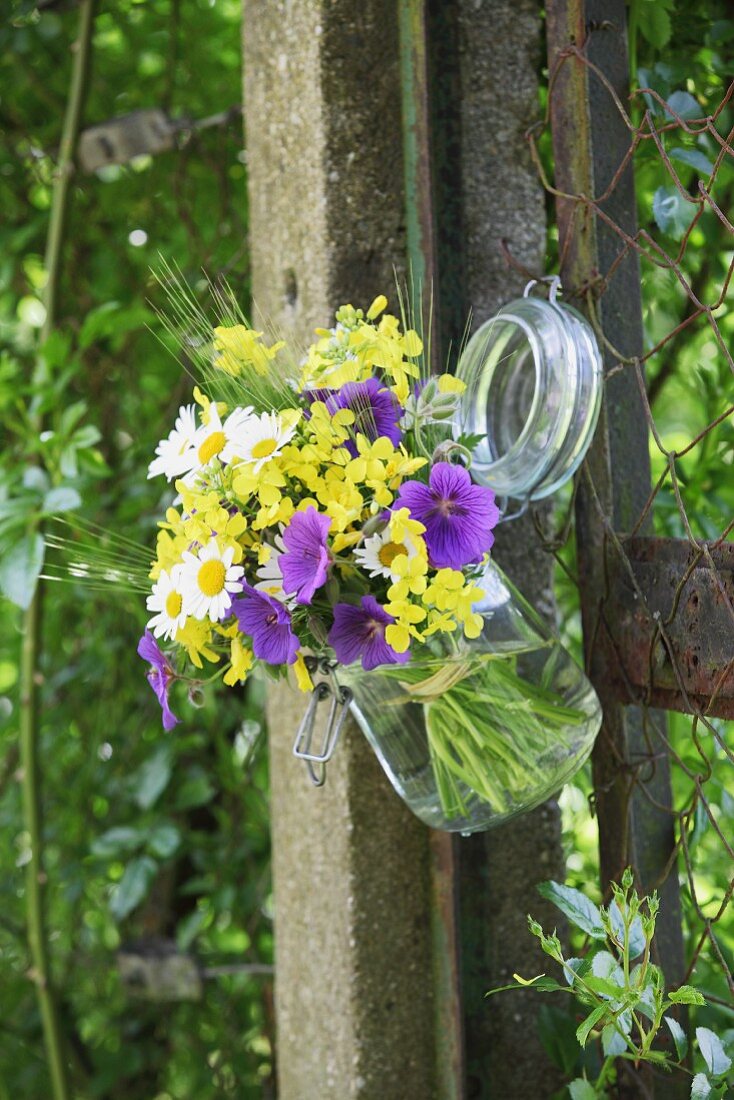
[134,282,601,832]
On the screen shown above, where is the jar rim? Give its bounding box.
[456,295,593,500]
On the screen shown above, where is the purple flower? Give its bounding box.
[232,584,300,665]
[396,462,501,570]
[326,377,402,456]
[328,596,411,671]
[280,506,332,605]
[137,630,179,731]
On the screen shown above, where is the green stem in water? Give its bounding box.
[20,4,96,1098]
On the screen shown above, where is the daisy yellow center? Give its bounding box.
[165,591,182,618]
[251,437,278,460]
[198,430,226,464]
[198,559,226,597]
[378,542,407,568]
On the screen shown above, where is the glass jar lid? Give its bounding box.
[455,279,603,502]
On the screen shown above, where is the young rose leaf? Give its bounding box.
[576,1004,608,1048]
[568,1079,597,1100]
[652,186,696,240]
[690,1073,714,1100]
[669,147,714,175]
[696,1028,732,1077]
[538,881,606,940]
[665,1016,688,1061]
[664,90,702,121]
[602,1023,628,1057]
[608,900,646,958]
[668,985,706,1006]
[511,973,565,993]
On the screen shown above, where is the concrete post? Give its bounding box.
[243,3,436,1097]
[243,2,566,1096]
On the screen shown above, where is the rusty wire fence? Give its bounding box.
[514,46,734,1008]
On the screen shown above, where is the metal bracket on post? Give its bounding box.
[292,658,353,787]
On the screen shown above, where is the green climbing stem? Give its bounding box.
[19,3,96,1098]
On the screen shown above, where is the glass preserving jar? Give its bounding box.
[455,279,603,502]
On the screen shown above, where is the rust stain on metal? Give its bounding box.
[607,536,734,717]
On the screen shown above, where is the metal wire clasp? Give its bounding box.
[292,657,353,787]
[523,274,562,303]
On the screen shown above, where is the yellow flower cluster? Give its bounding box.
[144,298,487,693]
[299,296,424,402]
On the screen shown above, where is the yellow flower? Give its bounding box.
[293,652,314,692]
[437,373,466,395]
[366,294,388,320]
[388,506,426,542]
[213,324,285,377]
[223,636,254,685]
[175,619,220,669]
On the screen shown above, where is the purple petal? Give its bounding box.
[280,506,331,604]
[232,586,300,665]
[396,462,500,570]
[326,376,402,457]
[328,597,409,671]
[138,630,179,730]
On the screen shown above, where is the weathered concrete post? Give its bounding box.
[242,4,437,1098]
[243,2,568,1097]
[451,4,569,1096]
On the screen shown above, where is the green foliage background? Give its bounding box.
[1,3,273,1097]
[0,1,732,1098]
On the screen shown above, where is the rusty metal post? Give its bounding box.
[545,4,687,1090]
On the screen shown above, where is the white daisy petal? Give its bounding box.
[179,539,245,623]
[354,526,418,581]
[145,565,187,640]
[148,405,199,480]
[229,411,296,473]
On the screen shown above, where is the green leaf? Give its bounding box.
[602,1023,628,1057]
[668,985,706,1006]
[664,90,702,120]
[134,745,173,810]
[538,1005,581,1075]
[636,1,672,51]
[665,1016,688,1061]
[696,1028,732,1077]
[71,425,102,449]
[174,767,215,810]
[511,973,565,993]
[537,881,606,940]
[42,486,81,515]
[568,1078,598,1100]
[0,532,44,609]
[146,823,181,860]
[576,1004,608,1048]
[91,826,146,859]
[691,1073,713,1100]
[109,856,157,921]
[608,901,646,958]
[669,147,714,175]
[652,186,696,239]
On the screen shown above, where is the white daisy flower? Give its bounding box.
[232,411,296,473]
[148,405,199,481]
[254,534,288,601]
[179,540,244,622]
[354,526,420,581]
[146,565,187,640]
[179,404,255,486]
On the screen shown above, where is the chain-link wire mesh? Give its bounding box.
[514,47,734,1007]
